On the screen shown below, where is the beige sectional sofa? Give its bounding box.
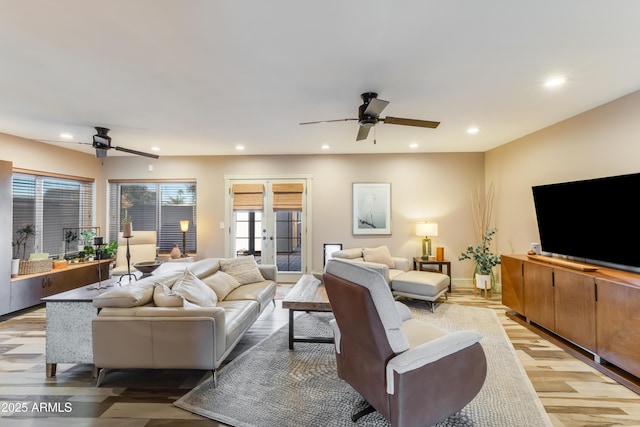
[91,256,276,386]
[332,246,450,311]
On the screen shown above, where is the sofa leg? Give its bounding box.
[212,369,218,387]
[272,298,276,307]
[96,368,107,387]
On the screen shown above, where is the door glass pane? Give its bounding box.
[234,211,263,264]
[275,210,301,273]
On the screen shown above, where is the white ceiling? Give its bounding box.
[1,1,640,157]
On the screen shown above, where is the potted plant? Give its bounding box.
[11,224,36,277]
[458,228,501,293]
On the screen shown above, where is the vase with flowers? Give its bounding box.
[458,228,501,295]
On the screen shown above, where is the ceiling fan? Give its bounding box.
[299,92,440,142]
[45,127,159,159]
[90,127,159,159]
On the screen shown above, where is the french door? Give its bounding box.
[225,176,311,283]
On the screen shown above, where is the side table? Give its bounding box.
[413,257,452,293]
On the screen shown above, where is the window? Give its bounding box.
[108,181,197,253]
[12,171,95,259]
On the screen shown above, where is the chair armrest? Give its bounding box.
[258,264,277,281]
[395,301,413,321]
[392,257,410,272]
[386,330,482,394]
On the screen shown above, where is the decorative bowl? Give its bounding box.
[133,261,162,278]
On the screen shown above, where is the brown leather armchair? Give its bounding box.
[323,258,487,427]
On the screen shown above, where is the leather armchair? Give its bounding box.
[323,258,487,427]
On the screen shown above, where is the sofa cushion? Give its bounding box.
[392,270,450,299]
[153,284,184,307]
[363,246,395,268]
[93,282,155,308]
[219,256,264,285]
[225,280,276,310]
[171,270,218,307]
[201,270,242,300]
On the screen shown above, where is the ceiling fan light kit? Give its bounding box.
[300,92,440,143]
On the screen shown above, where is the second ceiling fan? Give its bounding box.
[300,92,440,142]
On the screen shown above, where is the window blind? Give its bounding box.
[12,172,95,258]
[272,183,303,211]
[232,184,264,210]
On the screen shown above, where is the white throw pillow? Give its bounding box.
[363,246,395,269]
[201,270,242,300]
[171,270,218,307]
[153,283,184,307]
[219,255,265,285]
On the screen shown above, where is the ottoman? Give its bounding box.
[391,270,450,312]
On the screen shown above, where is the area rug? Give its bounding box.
[175,303,552,427]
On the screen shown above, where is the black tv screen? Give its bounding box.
[532,172,640,268]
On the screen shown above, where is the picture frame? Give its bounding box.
[352,182,391,235]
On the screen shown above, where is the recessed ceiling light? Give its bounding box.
[60,133,73,140]
[467,127,479,134]
[321,144,330,150]
[236,144,245,151]
[409,143,418,149]
[151,147,160,151]
[544,76,566,88]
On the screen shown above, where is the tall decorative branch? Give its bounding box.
[471,181,495,243]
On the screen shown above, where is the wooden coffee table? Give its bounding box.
[282,274,333,349]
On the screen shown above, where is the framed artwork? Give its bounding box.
[352,182,391,235]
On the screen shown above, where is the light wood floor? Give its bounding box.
[0,287,638,426]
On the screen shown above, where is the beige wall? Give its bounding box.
[101,152,485,283]
[486,89,640,261]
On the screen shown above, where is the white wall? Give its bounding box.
[486,89,640,261]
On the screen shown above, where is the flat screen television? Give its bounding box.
[532,172,640,269]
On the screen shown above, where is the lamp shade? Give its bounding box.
[180,220,190,233]
[416,222,438,237]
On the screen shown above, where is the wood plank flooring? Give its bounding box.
[0,286,638,426]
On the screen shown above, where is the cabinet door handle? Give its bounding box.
[41,278,47,288]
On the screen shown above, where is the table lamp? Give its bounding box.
[416,222,438,260]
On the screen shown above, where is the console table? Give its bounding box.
[41,277,120,377]
[502,254,640,393]
[5,260,110,316]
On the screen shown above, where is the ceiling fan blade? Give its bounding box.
[40,139,93,146]
[114,146,160,159]
[382,116,440,128]
[356,126,371,141]
[299,118,357,125]
[363,98,389,117]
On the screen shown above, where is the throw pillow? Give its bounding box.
[153,283,184,307]
[171,270,218,307]
[201,270,242,300]
[363,246,395,269]
[219,255,264,285]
